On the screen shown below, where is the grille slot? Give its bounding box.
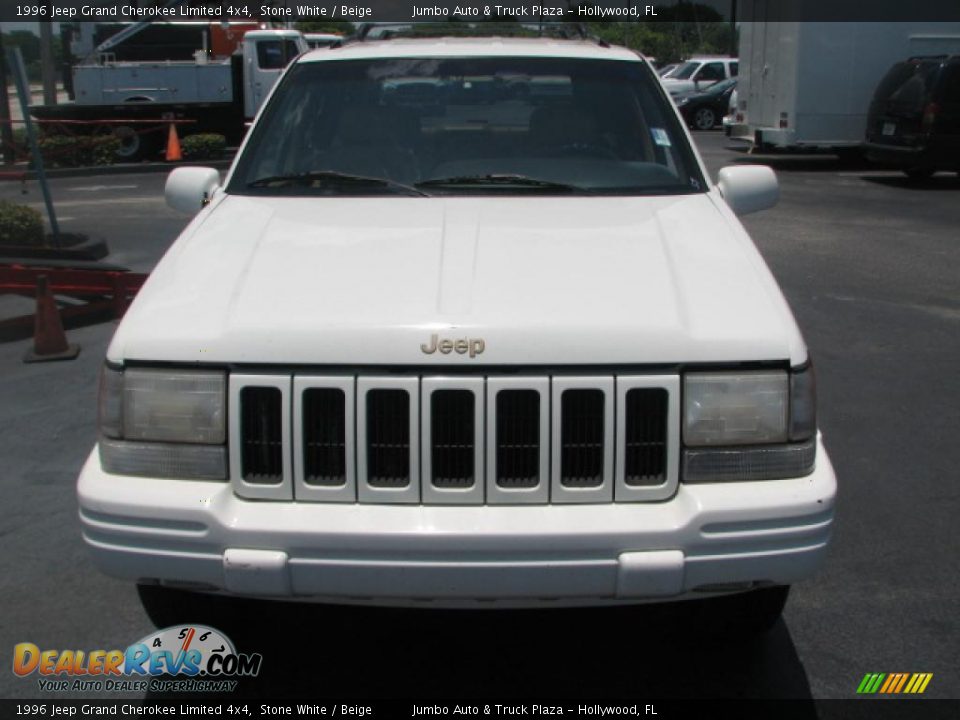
[560,389,605,488]
[302,388,347,486]
[624,388,668,485]
[496,390,540,488]
[240,386,283,484]
[430,390,475,488]
[366,389,411,488]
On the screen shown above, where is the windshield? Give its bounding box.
[229,56,704,197]
[705,78,736,95]
[668,61,699,80]
[873,60,939,111]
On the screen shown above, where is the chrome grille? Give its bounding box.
[230,373,679,504]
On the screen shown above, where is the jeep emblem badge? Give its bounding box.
[420,334,485,358]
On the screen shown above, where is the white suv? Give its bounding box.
[78,37,834,633]
[662,56,739,96]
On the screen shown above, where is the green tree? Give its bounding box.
[3,30,65,83]
[294,21,353,35]
[584,21,735,64]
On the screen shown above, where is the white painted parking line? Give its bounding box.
[836,171,908,177]
[21,197,166,210]
[67,184,139,192]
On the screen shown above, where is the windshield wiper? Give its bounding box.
[415,174,590,194]
[247,170,428,196]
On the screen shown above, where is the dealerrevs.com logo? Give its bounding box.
[13,625,262,693]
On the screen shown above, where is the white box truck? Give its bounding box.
[734,4,960,151]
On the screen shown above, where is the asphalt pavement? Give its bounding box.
[0,134,957,702]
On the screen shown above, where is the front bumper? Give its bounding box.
[77,439,836,608]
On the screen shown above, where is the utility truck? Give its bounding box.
[734,7,960,151]
[30,24,308,159]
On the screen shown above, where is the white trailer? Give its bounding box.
[735,3,960,150]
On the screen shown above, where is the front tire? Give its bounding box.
[693,108,716,131]
[111,125,157,161]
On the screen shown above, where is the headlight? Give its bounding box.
[97,366,227,480]
[123,368,225,444]
[682,367,816,483]
[684,371,788,446]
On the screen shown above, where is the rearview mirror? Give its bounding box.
[165,167,221,215]
[716,165,779,215]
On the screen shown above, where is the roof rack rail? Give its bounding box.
[347,22,609,46]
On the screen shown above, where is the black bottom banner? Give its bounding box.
[3,699,959,720]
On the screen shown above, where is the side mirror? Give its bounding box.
[716,165,779,215]
[165,167,221,215]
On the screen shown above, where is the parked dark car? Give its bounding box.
[864,55,960,178]
[673,78,737,131]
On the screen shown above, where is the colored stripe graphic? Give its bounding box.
[857,672,933,694]
[879,674,896,693]
[893,673,909,693]
[908,673,933,694]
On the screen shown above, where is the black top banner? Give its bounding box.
[4,0,960,24]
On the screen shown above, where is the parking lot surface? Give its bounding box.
[1,133,957,700]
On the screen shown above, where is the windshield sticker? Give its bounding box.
[651,128,672,147]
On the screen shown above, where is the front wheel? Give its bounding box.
[693,107,716,131]
[110,125,159,161]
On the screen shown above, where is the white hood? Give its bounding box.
[108,193,806,366]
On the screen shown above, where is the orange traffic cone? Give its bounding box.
[23,275,80,363]
[166,123,182,162]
